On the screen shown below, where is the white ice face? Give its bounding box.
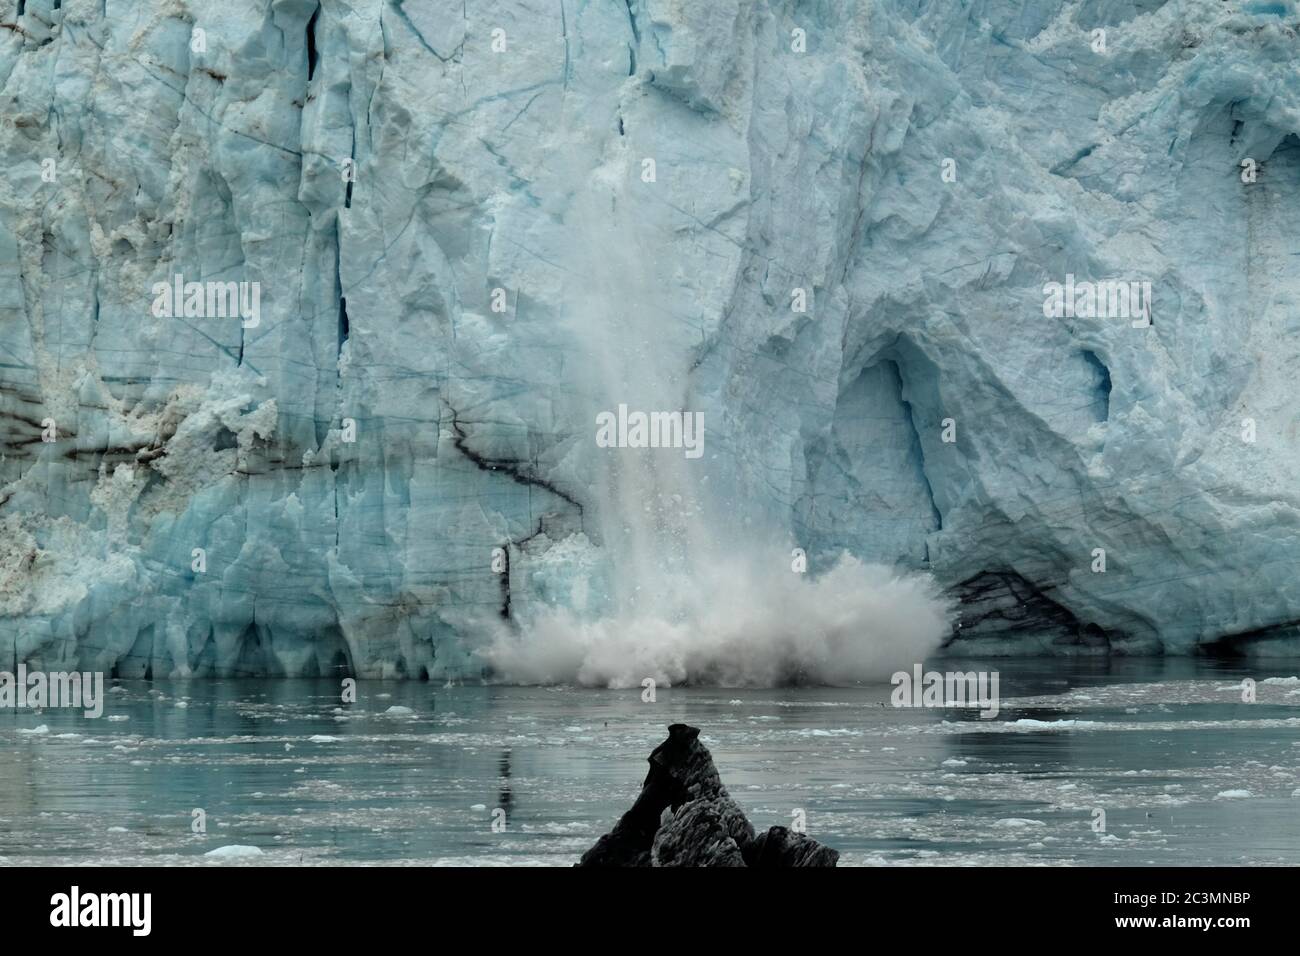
[2,1,1298,680]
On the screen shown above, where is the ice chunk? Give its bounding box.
[203,845,265,859]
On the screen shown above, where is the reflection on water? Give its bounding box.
[498,749,513,823]
[0,656,1297,866]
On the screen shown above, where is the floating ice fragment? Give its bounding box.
[204,845,264,859]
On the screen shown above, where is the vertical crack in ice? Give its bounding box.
[622,0,639,74]
[89,283,99,351]
[559,0,570,89]
[306,2,320,81]
[337,296,349,354]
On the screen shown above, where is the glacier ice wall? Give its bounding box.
[2,0,1300,677]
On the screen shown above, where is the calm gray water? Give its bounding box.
[1,657,1297,866]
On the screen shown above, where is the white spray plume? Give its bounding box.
[480,552,953,688]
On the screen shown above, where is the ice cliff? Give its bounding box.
[2,0,1300,679]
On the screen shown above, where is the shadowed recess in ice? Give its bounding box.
[3,0,1300,678]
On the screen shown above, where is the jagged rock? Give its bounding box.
[578,724,838,867]
[651,801,748,867]
[743,826,842,868]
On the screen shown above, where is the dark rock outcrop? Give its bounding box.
[742,825,841,867]
[578,724,839,867]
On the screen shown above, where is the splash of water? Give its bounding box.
[482,551,953,687]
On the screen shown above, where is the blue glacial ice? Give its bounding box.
[2,0,1300,680]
